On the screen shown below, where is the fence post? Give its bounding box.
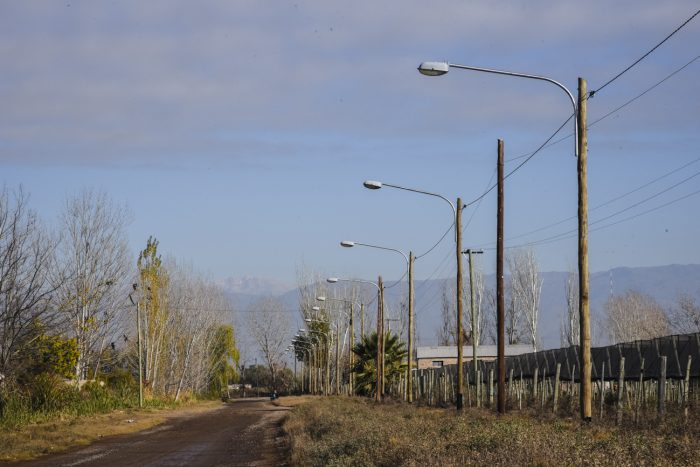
[616,357,625,425]
[489,368,494,406]
[658,356,667,420]
[684,355,692,421]
[553,363,561,414]
[533,367,539,399]
[600,361,605,420]
[508,368,514,399]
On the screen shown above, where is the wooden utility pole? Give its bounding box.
[375,276,383,402]
[360,303,365,339]
[465,249,484,407]
[577,77,592,421]
[456,197,464,410]
[379,276,386,397]
[407,251,415,403]
[349,302,354,394]
[497,139,506,414]
[335,321,340,395]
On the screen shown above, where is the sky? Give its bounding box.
[1,0,699,293]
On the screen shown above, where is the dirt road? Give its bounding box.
[18,398,290,467]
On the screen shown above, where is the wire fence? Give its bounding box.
[392,333,699,421]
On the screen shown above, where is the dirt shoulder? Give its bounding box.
[5,398,293,466]
[0,400,222,463]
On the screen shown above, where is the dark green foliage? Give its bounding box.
[351,332,407,396]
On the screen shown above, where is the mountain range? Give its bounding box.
[223,264,700,350]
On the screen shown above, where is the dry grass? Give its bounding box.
[284,397,700,466]
[275,395,319,408]
[0,400,223,462]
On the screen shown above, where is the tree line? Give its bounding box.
[0,186,239,420]
[436,248,700,350]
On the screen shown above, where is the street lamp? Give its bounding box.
[301,325,331,396]
[363,180,466,410]
[328,276,386,401]
[340,240,415,403]
[419,59,591,420]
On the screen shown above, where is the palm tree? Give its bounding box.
[351,332,407,397]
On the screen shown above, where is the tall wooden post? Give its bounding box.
[456,197,464,410]
[376,276,384,401]
[349,302,354,394]
[658,355,667,419]
[136,301,143,408]
[577,77,592,422]
[497,139,506,414]
[335,321,340,395]
[407,251,415,402]
[325,332,331,396]
[360,303,365,339]
[380,277,386,397]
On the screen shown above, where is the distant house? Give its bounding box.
[416,344,532,370]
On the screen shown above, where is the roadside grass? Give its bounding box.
[0,400,223,462]
[284,397,700,466]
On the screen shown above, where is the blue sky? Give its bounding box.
[1,0,699,289]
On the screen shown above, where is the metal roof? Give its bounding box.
[416,345,533,359]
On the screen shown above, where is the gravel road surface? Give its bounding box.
[18,398,290,467]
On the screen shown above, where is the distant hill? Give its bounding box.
[223,264,700,351]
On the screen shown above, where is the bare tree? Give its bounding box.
[508,249,542,350]
[437,282,455,346]
[167,265,230,400]
[56,189,131,381]
[482,287,497,345]
[560,268,580,347]
[668,292,700,334]
[464,263,486,345]
[248,297,290,391]
[0,187,58,380]
[605,290,670,343]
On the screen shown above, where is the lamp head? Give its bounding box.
[312,306,320,311]
[299,328,306,333]
[327,277,339,283]
[340,240,355,248]
[418,61,449,76]
[316,296,326,302]
[363,180,382,190]
[304,318,312,322]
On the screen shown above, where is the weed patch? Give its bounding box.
[284,397,700,466]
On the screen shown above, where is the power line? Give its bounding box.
[504,54,700,164]
[413,170,495,262]
[416,222,454,259]
[476,155,700,247]
[499,186,700,250]
[589,54,700,127]
[463,113,574,208]
[464,169,496,231]
[590,8,700,97]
